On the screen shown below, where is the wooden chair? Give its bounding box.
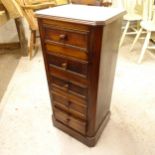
[130,0,155,63]
[15,0,56,59]
[56,0,69,5]
[119,0,143,48]
[0,0,27,51]
[0,1,8,26]
[71,0,112,6]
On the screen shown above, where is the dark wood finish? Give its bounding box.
[45,43,88,60]
[52,111,110,147]
[52,92,87,120]
[44,26,88,49]
[37,6,124,146]
[54,107,86,135]
[47,53,88,77]
[51,75,88,98]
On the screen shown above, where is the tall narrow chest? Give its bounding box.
[36,4,125,147]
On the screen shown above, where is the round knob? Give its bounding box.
[68,101,71,107]
[66,118,70,122]
[59,34,67,41]
[64,84,69,89]
[61,62,68,69]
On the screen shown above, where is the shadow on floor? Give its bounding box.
[0,49,22,102]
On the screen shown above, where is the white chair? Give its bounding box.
[119,0,143,48]
[130,0,155,63]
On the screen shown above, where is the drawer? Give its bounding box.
[47,53,88,77]
[45,43,88,61]
[44,27,88,49]
[54,107,86,135]
[49,65,88,86]
[42,19,90,32]
[51,75,88,99]
[52,91,87,120]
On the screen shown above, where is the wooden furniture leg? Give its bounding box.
[29,30,36,59]
[15,18,28,55]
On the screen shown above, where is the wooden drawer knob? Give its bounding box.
[66,118,70,122]
[61,62,68,69]
[59,34,67,40]
[68,101,71,107]
[64,84,69,89]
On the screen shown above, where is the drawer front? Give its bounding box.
[52,91,87,120]
[47,53,88,78]
[54,107,86,135]
[45,43,88,61]
[49,65,88,86]
[44,27,88,49]
[51,75,88,99]
[42,19,90,32]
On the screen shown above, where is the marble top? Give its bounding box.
[36,4,125,25]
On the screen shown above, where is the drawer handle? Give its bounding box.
[64,84,69,89]
[61,62,68,69]
[59,34,67,40]
[66,118,70,122]
[68,101,72,107]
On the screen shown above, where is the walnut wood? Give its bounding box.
[54,107,86,135]
[41,19,90,31]
[47,53,88,77]
[37,5,124,146]
[95,19,122,131]
[49,65,88,85]
[45,42,88,60]
[52,111,110,147]
[44,26,88,49]
[51,75,88,98]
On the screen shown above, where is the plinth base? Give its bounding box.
[52,112,110,147]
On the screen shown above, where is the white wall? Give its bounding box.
[0,19,18,43]
[0,18,29,44]
[112,0,124,8]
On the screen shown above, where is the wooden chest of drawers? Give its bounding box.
[36,4,125,147]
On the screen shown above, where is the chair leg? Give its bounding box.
[15,18,28,55]
[33,30,38,56]
[33,30,36,49]
[130,28,143,52]
[119,21,130,48]
[138,31,151,63]
[29,30,35,60]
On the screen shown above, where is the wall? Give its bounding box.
[0,19,29,44]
